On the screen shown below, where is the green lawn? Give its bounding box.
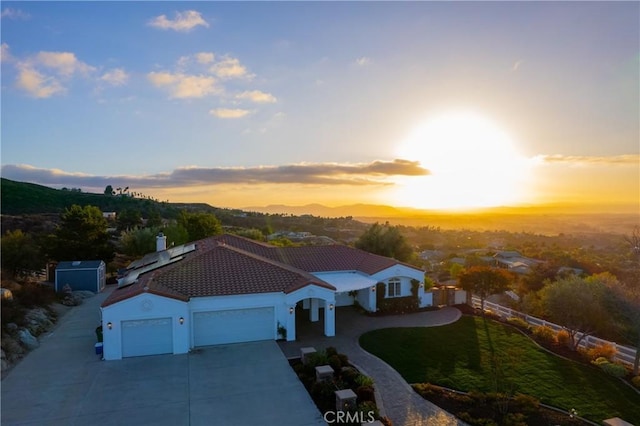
[359,316,640,423]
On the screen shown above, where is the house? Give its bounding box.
[55,260,106,293]
[100,234,430,360]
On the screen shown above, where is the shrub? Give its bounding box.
[306,351,329,368]
[599,362,627,378]
[587,343,617,362]
[502,413,527,426]
[377,296,419,314]
[591,357,609,366]
[555,329,571,348]
[338,353,349,366]
[357,401,379,421]
[512,393,540,414]
[532,325,555,343]
[354,373,374,387]
[631,376,640,389]
[356,385,375,403]
[506,317,530,331]
[328,354,343,372]
[325,346,338,358]
[412,383,437,397]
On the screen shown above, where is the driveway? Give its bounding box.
[279,306,468,426]
[1,287,325,426]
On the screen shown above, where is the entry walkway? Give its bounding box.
[279,306,467,426]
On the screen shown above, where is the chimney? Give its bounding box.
[156,232,167,252]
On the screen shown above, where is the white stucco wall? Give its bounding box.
[101,293,189,360]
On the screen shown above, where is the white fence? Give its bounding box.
[471,296,637,367]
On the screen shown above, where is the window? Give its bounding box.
[387,278,401,298]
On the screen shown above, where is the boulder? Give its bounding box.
[18,329,39,350]
[5,322,19,333]
[24,308,54,336]
[72,291,95,300]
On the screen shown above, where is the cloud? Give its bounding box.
[355,57,371,66]
[148,71,218,98]
[535,154,640,166]
[1,8,30,20]
[148,10,209,32]
[210,56,252,79]
[209,108,251,119]
[196,52,215,64]
[100,68,129,86]
[236,90,277,103]
[512,60,523,72]
[2,159,430,190]
[1,43,11,63]
[10,50,96,97]
[15,65,65,98]
[35,51,95,76]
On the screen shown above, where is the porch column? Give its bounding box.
[286,305,296,342]
[310,298,319,322]
[324,299,336,337]
[369,286,377,312]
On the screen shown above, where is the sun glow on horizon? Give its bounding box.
[393,111,532,210]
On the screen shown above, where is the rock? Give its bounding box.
[6,323,18,333]
[1,334,25,359]
[24,308,54,336]
[18,329,39,350]
[72,290,95,300]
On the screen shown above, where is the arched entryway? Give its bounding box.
[284,285,335,341]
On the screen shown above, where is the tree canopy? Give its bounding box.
[355,222,414,262]
[540,274,612,350]
[45,204,114,262]
[1,230,44,278]
[177,211,222,241]
[458,266,512,311]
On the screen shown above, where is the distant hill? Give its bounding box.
[0,178,182,217]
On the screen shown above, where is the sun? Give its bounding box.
[393,111,530,210]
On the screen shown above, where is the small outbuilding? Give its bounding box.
[55,260,106,293]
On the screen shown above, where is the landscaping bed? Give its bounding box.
[289,346,392,426]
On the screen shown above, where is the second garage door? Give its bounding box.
[193,307,274,346]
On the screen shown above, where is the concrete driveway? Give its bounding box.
[1,287,325,426]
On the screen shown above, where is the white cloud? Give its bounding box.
[209,108,251,119]
[355,57,371,66]
[148,10,209,32]
[236,90,277,104]
[196,52,215,64]
[210,56,252,79]
[1,43,12,63]
[535,154,640,166]
[512,60,523,72]
[35,51,95,77]
[1,8,30,20]
[100,68,129,86]
[148,71,218,98]
[16,65,65,98]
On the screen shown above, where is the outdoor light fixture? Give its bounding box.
[371,286,376,292]
[179,317,184,325]
[329,304,334,311]
[107,322,112,330]
[289,307,294,314]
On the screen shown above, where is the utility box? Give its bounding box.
[315,365,334,382]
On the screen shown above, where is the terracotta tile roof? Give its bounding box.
[102,233,418,307]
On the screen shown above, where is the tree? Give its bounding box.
[45,204,114,262]
[458,266,512,313]
[540,274,611,350]
[117,209,143,231]
[119,227,158,257]
[146,210,163,228]
[162,224,190,247]
[605,279,640,375]
[104,185,114,196]
[177,211,222,241]
[355,222,413,262]
[0,230,44,278]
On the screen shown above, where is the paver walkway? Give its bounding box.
[278,306,468,426]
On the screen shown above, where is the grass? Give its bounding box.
[359,315,640,423]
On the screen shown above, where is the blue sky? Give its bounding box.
[1,2,638,210]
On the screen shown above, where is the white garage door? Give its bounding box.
[121,317,173,358]
[193,307,274,346]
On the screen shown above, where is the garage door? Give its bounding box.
[193,307,274,346]
[121,317,173,358]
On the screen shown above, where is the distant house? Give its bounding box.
[100,234,430,360]
[102,212,117,221]
[55,260,106,293]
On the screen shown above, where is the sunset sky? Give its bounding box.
[1,2,638,212]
